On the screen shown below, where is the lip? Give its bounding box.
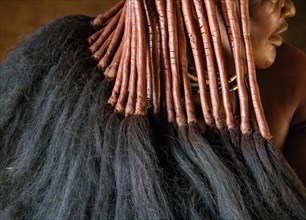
[269,23,288,47]
[269,35,283,47]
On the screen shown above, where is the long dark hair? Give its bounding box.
[1,0,306,219]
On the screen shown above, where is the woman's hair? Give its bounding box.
[1,0,305,219]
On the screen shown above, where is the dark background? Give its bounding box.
[0,0,305,62]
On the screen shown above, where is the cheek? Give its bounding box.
[252,40,276,69]
[250,22,276,69]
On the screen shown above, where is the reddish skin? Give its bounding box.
[221,0,305,184]
[249,0,306,186]
[248,0,296,69]
[257,43,306,186]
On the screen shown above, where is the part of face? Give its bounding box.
[218,0,296,70]
[249,0,296,69]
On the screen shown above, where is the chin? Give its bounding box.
[254,44,277,69]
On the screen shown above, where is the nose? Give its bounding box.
[281,0,296,18]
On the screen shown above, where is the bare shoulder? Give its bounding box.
[277,42,306,62]
[256,42,306,149]
[257,42,306,121]
[277,42,306,145]
[265,42,306,185]
[273,42,306,92]
[276,42,306,79]
[277,43,306,126]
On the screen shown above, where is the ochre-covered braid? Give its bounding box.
[88,0,271,139]
[167,0,186,126]
[193,0,222,129]
[107,31,125,106]
[115,0,132,113]
[144,0,155,111]
[155,0,175,123]
[134,0,147,116]
[182,0,214,126]
[93,31,115,61]
[177,0,197,125]
[90,8,124,54]
[148,0,161,116]
[204,0,235,129]
[224,0,251,134]
[104,39,123,79]
[91,0,125,28]
[239,0,272,139]
[219,0,234,48]
[126,0,137,115]
[98,5,126,70]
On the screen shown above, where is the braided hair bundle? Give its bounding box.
[1,0,305,219]
[88,0,306,218]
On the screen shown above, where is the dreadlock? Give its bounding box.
[1,0,306,219]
